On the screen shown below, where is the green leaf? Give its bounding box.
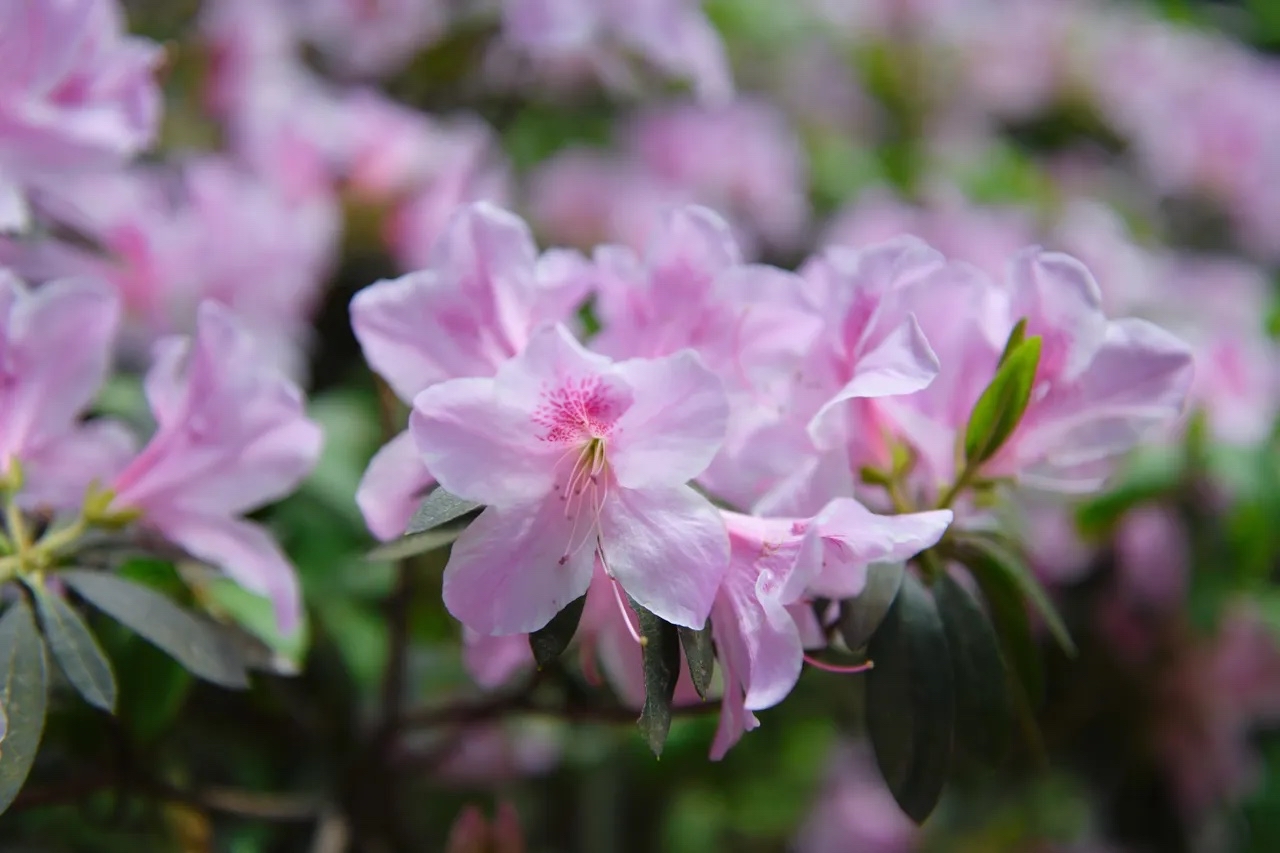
[963,333,1042,466]
[529,596,586,668]
[365,526,465,562]
[996,318,1028,367]
[956,537,1077,658]
[26,581,116,713]
[628,596,681,757]
[678,618,715,700]
[838,562,906,651]
[0,598,49,815]
[866,574,954,824]
[391,488,483,548]
[61,570,249,689]
[966,551,1044,705]
[933,572,1013,766]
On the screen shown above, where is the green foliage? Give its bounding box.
[838,561,906,651]
[529,595,587,669]
[0,598,48,815]
[964,332,1043,467]
[630,597,683,757]
[678,618,716,700]
[27,581,117,713]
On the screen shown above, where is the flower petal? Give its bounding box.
[356,430,436,541]
[442,497,594,635]
[1008,248,1107,382]
[411,376,559,506]
[597,485,728,629]
[609,350,729,489]
[463,629,534,689]
[158,514,303,634]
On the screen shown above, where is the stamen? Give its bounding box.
[611,575,644,646]
[803,654,874,675]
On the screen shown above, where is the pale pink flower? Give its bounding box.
[1113,505,1188,611]
[501,0,732,103]
[109,302,323,632]
[351,203,590,541]
[885,249,1194,495]
[795,740,920,853]
[710,500,951,758]
[0,271,130,509]
[0,0,162,230]
[282,0,448,79]
[0,158,339,378]
[411,323,730,635]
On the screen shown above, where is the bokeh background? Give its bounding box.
[4,0,1280,850]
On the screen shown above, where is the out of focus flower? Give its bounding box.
[530,100,808,257]
[412,323,730,635]
[1155,605,1280,816]
[350,203,589,541]
[0,0,162,230]
[109,302,323,633]
[443,801,528,853]
[0,158,339,377]
[794,740,920,853]
[0,271,128,510]
[500,0,732,103]
[281,0,448,79]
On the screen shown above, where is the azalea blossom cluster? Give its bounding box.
[353,200,1194,758]
[0,273,320,633]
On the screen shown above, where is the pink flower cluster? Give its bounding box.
[0,271,321,632]
[354,201,1193,757]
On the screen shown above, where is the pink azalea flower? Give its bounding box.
[501,0,732,103]
[883,248,1194,495]
[0,0,162,229]
[0,270,131,510]
[281,0,448,79]
[411,323,730,635]
[710,500,951,758]
[109,302,323,633]
[351,203,590,541]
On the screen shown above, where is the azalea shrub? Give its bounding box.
[0,0,1278,851]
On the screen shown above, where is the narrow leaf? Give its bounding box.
[0,598,48,815]
[996,318,1028,367]
[966,552,1044,705]
[963,334,1042,465]
[404,488,482,536]
[61,570,249,689]
[838,562,905,651]
[365,526,464,562]
[934,572,1014,765]
[866,574,954,824]
[628,596,681,757]
[26,581,116,713]
[529,596,586,668]
[678,618,715,700]
[956,537,1077,658]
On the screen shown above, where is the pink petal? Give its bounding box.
[709,596,760,760]
[21,420,136,512]
[411,377,559,507]
[597,485,728,629]
[159,513,303,634]
[1008,248,1107,382]
[491,323,618,411]
[794,500,953,600]
[463,629,534,689]
[356,430,436,541]
[442,497,594,635]
[644,205,741,302]
[807,315,939,449]
[609,350,729,489]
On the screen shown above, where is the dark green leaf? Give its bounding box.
[956,537,1076,658]
[628,596,681,757]
[61,570,249,689]
[934,572,1013,765]
[838,562,905,651]
[26,581,116,713]
[404,488,483,536]
[365,526,465,562]
[963,334,1042,465]
[529,596,586,668]
[866,574,954,824]
[678,618,715,700]
[0,598,48,815]
[966,551,1044,705]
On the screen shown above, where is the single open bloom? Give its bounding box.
[412,323,730,635]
